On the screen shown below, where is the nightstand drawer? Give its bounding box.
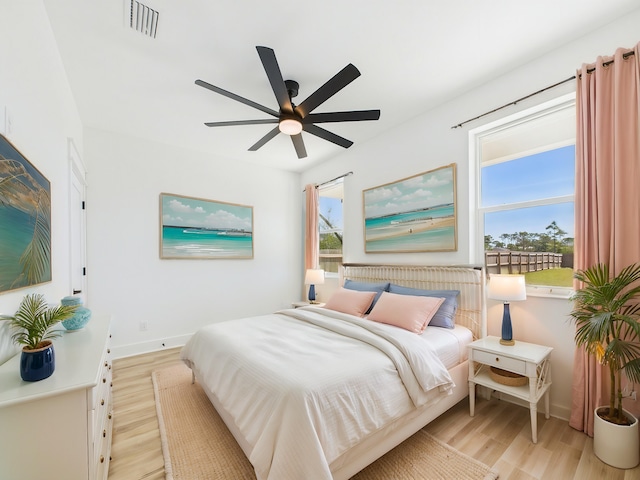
[473,350,526,375]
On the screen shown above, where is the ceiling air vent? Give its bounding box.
[128,1,159,38]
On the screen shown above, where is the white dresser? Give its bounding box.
[0,313,113,480]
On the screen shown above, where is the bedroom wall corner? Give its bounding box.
[84,127,302,356]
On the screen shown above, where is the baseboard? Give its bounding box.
[111,333,191,359]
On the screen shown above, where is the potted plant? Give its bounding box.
[0,293,78,382]
[570,262,640,468]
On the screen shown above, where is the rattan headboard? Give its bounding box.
[340,264,486,340]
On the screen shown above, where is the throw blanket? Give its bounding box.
[180,306,453,480]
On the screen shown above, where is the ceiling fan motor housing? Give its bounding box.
[285,80,299,99]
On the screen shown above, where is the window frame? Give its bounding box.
[318,179,344,278]
[468,93,576,298]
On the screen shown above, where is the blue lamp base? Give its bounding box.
[308,284,316,303]
[500,302,515,346]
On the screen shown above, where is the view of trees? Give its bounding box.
[484,220,573,254]
[319,211,342,250]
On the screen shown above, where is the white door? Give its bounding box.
[69,140,87,303]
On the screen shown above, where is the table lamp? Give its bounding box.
[304,269,325,303]
[488,274,526,346]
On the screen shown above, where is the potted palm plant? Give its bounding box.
[1,293,78,382]
[570,262,640,468]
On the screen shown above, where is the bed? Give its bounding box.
[180,264,485,480]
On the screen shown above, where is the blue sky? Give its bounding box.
[482,145,575,241]
[162,194,252,230]
[319,196,343,230]
[363,166,455,219]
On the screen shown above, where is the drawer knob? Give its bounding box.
[101,399,105,406]
[103,378,106,383]
[108,413,112,420]
[100,455,105,464]
[103,429,106,438]
[495,357,500,362]
[107,348,111,354]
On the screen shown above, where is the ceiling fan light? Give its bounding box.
[279,118,303,135]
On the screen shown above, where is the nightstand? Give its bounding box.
[291,301,325,308]
[468,336,552,443]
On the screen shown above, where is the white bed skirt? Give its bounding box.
[194,359,469,480]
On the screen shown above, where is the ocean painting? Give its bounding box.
[0,134,52,293]
[160,193,253,259]
[363,164,457,253]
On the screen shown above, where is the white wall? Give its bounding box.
[84,128,302,357]
[0,0,83,362]
[301,10,640,420]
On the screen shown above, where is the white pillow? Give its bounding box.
[367,291,445,334]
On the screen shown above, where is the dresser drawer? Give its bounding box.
[88,328,113,480]
[88,339,112,408]
[473,349,526,375]
[93,407,112,480]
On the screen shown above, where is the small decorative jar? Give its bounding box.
[61,296,92,331]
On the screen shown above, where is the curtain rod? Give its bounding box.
[303,171,353,192]
[451,50,636,130]
[306,171,353,191]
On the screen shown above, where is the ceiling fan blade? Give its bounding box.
[195,79,279,117]
[248,126,280,151]
[256,46,294,114]
[291,134,307,159]
[295,64,361,118]
[302,110,380,124]
[303,124,353,149]
[204,119,278,127]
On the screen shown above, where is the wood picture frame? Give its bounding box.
[363,164,457,253]
[160,192,253,259]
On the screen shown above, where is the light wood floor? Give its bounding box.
[108,348,640,480]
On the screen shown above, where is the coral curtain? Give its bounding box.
[305,184,319,270]
[570,42,640,436]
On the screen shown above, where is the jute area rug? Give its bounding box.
[152,364,499,480]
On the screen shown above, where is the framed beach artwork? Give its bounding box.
[160,193,253,259]
[0,134,52,294]
[363,164,457,253]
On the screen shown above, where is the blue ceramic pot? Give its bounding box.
[20,341,55,382]
[61,296,92,331]
[62,306,92,331]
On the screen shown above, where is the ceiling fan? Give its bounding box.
[195,46,381,159]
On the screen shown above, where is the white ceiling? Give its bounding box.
[43,0,639,173]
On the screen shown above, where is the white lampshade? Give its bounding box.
[488,274,526,302]
[279,118,303,135]
[304,269,325,285]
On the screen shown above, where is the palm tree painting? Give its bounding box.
[0,134,51,294]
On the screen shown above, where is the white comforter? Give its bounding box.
[180,306,454,480]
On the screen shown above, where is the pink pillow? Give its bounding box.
[323,287,377,317]
[367,291,445,334]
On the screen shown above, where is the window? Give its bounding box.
[470,94,575,294]
[318,179,344,275]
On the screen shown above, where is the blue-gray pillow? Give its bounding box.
[343,280,390,313]
[388,284,459,328]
